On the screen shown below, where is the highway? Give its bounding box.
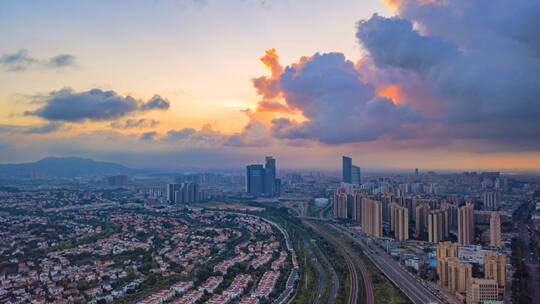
[304,220,375,304]
[333,224,446,304]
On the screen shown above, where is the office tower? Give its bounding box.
[415,204,430,238]
[483,252,506,290]
[361,197,382,238]
[428,209,449,243]
[167,183,181,203]
[466,278,499,304]
[436,242,459,288]
[246,164,265,196]
[483,191,500,210]
[246,156,279,197]
[342,156,352,183]
[390,204,409,241]
[415,168,419,176]
[351,165,361,185]
[489,212,502,247]
[458,203,475,245]
[264,156,276,196]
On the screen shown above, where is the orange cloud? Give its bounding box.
[382,0,401,12]
[260,48,283,79]
[377,84,405,104]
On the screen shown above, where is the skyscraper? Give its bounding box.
[390,203,409,241]
[342,156,352,183]
[246,156,279,197]
[428,208,449,243]
[415,204,430,238]
[167,183,181,203]
[246,164,265,196]
[351,165,361,185]
[489,212,502,248]
[458,203,475,245]
[483,251,506,290]
[264,156,276,196]
[361,197,382,238]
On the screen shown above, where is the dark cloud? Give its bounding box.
[254,52,423,144]
[140,131,158,141]
[0,49,76,72]
[163,128,197,141]
[225,121,271,147]
[26,88,171,122]
[24,122,64,134]
[163,125,226,146]
[48,54,76,68]
[140,95,171,110]
[355,1,540,149]
[110,118,160,129]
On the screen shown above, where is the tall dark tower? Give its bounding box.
[246,164,265,196]
[264,156,276,196]
[342,156,352,183]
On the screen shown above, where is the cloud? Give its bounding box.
[225,121,272,147]
[25,88,171,122]
[140,131,158,141]
[251,51,423,144]
[0,49,76,72]
[24,122,64,134]
[162,125,226,147]
[110,118,160,129]
[355,2,540,148]
[140,95,171,110]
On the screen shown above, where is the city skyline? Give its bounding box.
[2,0,540,171]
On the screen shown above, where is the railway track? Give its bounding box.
[303,220,374,304]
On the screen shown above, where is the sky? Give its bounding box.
[1,0,540,172]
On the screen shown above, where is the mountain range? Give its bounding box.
[0,157,133,178]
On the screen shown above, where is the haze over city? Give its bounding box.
[2,0,540,171]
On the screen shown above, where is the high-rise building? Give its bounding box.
[361,197,382,238]
[351,165,361,185]
[167,183,181,203]
[415,204,430,238]
[428,209,449,243]
[483,191,501,210]
[458,203,475,245]
[483,252,506,290]
[352,192,362,223]
[466,278,499,304]
[390,203,409,241]
[246,164,265,196]
[436,242,459,288]
[264,156,276,196]
[246,157,279,197]
[442,202,458,229]
[447,258,472,294]
[342,156,352,183]
[489,212,502,248]
[333,189,348,219]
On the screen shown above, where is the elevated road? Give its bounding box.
[333,224,446,304]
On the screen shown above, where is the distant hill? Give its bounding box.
[0,157,133,178]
